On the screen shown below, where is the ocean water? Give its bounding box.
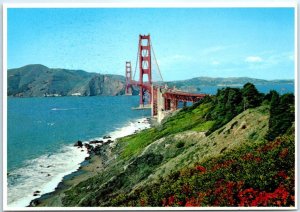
[7,95,150,207]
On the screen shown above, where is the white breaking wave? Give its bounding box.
[110,117,151,139]
[92,117,151,142]
[51,108,77,111]
[7,145,89,207]
[7,117,151,208]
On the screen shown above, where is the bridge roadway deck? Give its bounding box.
[163,90,207,102]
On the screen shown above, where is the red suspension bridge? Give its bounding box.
[125,34,207,122]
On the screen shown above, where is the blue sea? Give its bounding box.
[6,83,294,207]
[7,95,150,207]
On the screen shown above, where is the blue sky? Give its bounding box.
[8,8,295,81]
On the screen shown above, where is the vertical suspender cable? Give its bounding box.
[150,41,164,82]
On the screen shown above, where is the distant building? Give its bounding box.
[71,92,82,96]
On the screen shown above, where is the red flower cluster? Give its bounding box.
[276,171,288,179]
[196,165,206,173]
[185,192,205,207]
[185,197,199,207]
[162,195,176,206]
[139,198,146,206]
[279,148,289,159]
[238,184,291,206]
[210,180,244,206]
[242,153,254,161]
[257,139,282,153]
[161,180,294,207]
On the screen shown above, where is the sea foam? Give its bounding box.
[7,117,150,208]
[7,145,89,207]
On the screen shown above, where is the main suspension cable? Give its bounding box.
[133,42,140,81]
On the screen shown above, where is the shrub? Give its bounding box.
[176,141,185,148]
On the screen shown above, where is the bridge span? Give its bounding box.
[125,34,207,122]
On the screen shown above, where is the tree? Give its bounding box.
[241,83,263,110]
[207,87,243,134]
[266,91,294,140]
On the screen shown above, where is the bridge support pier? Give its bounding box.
[125,61,133,95]
[139,34,152,107]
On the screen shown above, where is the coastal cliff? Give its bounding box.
[7,64,130,97]
[32,83,295,207]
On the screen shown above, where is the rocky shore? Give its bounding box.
[28,117,152,207]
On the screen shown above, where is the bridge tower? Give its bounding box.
[125,61,132,95]
[138,34,152,107]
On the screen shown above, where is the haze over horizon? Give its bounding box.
[8,7,295,81]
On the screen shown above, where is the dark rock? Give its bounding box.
[74,141,83,148]
[81,150,84,152]
[33,191,41,197]
[29,199,40,207]
[85,156,91,160]
[84,143,94,150]
[47,174,51,177]
[93,145,105,155]
[46,165,53,168]
[103,135,111,139]
[89,140,103,144]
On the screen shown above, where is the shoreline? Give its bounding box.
[28,117,153,207]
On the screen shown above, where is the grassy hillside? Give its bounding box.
[35,83,294,207]
[7,64,128,97]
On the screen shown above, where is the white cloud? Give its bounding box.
[245,56,263,63]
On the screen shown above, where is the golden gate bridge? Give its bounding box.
[125,34,207,122]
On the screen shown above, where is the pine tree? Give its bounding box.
[241,83,263,110]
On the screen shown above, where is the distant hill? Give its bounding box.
[7,64,294,97]
[166,77,294,93]
[7,64,131,97]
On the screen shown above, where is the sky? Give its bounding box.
[7,7,295,81]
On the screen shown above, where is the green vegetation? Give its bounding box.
[58,83,294,207]
[110,130,294,207]
[118,101,214,159]
[241,82,264,109]
[205,83,264,135]
[266,91,294,140]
